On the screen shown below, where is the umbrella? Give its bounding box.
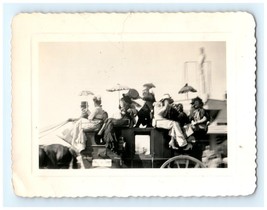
[106,83,130,92]
[106,83,130,102]
[143,83,156,89]
[79,90,94,96]
[178,83,197,99]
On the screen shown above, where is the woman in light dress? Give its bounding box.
[57,96,107,154]
[70,96,108,153]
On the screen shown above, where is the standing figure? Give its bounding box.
[198,47,206,95]
[188,96,210,160]
[135,84,156,128]
[189,96,209,137]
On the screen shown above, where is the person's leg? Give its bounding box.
[156,119,179,149]
[192,130,207,160]
[73,118,88,144]
[172,122,194,150]
[171,122,188,147]
[71,119,81,144]
[112,118,129,127]
[71,119,89,154]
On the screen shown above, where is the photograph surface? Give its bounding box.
[12,13,255,197]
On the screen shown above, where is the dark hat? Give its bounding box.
[122,95,132,104]
[80,101,88,108]
[190,96,204,105]
[124,88,140,100]
[121,94,141,107]
[159,94,174,104]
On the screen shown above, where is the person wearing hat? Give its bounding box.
[188,96,210,159]
[153,94,192,150]
[119,89,140,125]
[189,96,209,134]
[98,89,139,156]
[68,96,108,154]
[66,101,91,123]
[55,101,91,153]
[135,84,156,128]
[80,101,90,119]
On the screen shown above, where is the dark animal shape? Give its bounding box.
[39,144,78,169]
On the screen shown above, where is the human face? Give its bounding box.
[194,100,200,108]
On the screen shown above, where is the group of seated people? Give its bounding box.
[153,93,210,151]
[61,85,209,158]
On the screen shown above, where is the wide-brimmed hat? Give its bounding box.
[190,96,204,106]
[123,88,140,100]
[121,94,141,107]
[159,93,174,104]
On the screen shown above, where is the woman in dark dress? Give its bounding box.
[99,89,139,153]
[135,84,156,128]
[188,96,210,160]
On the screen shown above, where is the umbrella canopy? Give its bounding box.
[79,90,94,96]
[106,83,130,92]
[143,83,156,89]
[106,83,130,103]
[178,83,197,99]
[178,83,197,94]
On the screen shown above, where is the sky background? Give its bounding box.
[39,41,226,128]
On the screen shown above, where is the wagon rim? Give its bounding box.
[160,155,206,168]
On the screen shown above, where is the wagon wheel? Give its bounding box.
[160,155,206,168]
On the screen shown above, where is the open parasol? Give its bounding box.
[178,83,197,99]
[143,83,156,89]
[106,83,130,102]
[79,90,94,96]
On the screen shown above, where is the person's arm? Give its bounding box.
[67,117,79,122]
[156,103,168,116]
[193,116,207,125]
[126,104,138,117]
[88,109,97,120]
[192,109,208,125]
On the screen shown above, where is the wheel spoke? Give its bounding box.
[160,155,206,168]
[185,159,189,168]
[175,160,180,168]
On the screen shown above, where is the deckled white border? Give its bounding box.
[12,12,256,197]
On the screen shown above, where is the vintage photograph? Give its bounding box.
[38,41,227,169]
[12,13,255,197]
